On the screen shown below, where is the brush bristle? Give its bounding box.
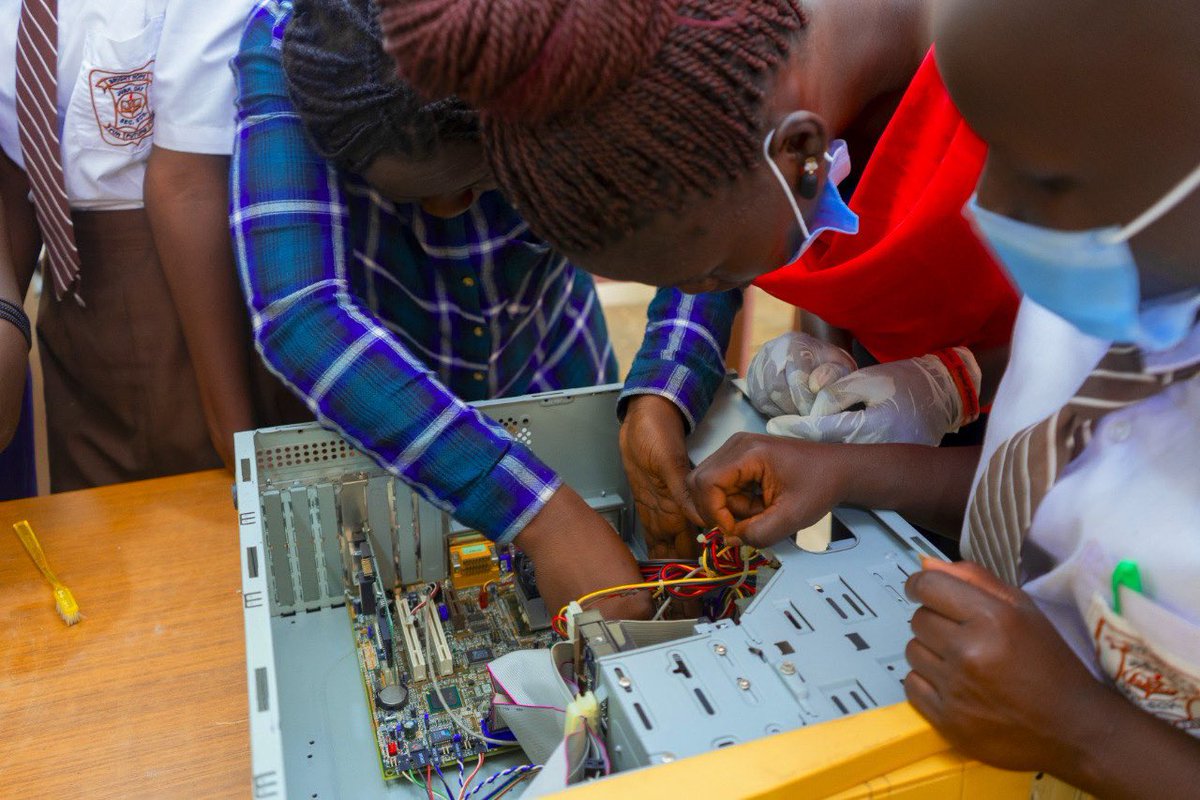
[53,585,80,626]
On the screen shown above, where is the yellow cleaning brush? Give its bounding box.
[13,520,81,626]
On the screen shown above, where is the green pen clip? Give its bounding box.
[1111,559,1142,614]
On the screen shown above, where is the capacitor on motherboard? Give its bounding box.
[437,603,450,622]
[477,587,489,609]
[402,719,418,739]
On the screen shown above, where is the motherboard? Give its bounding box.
[346,532,555,780]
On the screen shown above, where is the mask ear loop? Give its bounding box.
[1106,159,1200,244]
[763,130,812,240]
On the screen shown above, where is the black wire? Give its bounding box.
[431,759,454,799]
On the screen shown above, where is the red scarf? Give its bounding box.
[754,49,1018,363]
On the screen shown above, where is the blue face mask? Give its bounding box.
[966,161,1200,352]
[763,132,860,266]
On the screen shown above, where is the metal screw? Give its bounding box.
[617,676,632,689]
[713,643,727,656]
[813,584,823,592]
[780,661,796,676]
[659,753,676,764]
[737,677,751,691]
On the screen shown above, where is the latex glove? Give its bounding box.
[746,332,857,417]
[766,348,981,446]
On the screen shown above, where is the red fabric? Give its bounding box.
[753,49,1018,364]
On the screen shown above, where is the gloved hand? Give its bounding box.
[766,348,981,445]
[746,332,858,417]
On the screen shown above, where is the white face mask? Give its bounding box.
[762,130,860,265]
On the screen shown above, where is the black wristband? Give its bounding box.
[0,299,32,351]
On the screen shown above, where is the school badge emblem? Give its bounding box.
[89,61,156,147]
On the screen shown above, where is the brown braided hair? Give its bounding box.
[379,0,807,253]
[284,0,479,174]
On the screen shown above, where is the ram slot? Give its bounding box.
[396,597,428,681]
[424,603,454,677]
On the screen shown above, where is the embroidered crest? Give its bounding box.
[89,60,156,147]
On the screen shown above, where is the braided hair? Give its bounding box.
[283,0,479,174]
[378,0,807,252]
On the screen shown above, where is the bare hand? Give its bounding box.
[686,433,851,548]
[619,395,704,558]
[514,484,651,621]
[904,560,1105,773]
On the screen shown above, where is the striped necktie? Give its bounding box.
[964,344,1200,585]
[16,0,82,300]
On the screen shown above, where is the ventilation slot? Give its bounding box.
[812,576,877,623]
[256,439,355,470]
[255,667,270,712]
[694,688,715,715]
[670,654,692,679]
[498,417,534,446]
[780,601,813,633]
[634,703,653,730]
[845,632,870,651]
[823,680,877,717]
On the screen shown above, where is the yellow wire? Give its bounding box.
[559,572,760,620]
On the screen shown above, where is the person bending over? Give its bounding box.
[380,0,1018,558]
[687,0,1200,794]
[231,0,646,619]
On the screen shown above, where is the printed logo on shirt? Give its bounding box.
[88,61,156,147]
[1090,597,1200,737]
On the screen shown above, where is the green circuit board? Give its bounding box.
[348,549,555,779]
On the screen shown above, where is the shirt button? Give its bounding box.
[473,371,486,382]
[473,326,485,337]
[462,276,476,288]
[1108,420,1132,442]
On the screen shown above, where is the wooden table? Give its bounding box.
[0,471,249,799]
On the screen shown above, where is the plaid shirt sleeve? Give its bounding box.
[619,288,742,431]
[229,2,559,543]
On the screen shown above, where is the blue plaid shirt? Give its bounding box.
[231,0,623,542]
[619,288,742,432]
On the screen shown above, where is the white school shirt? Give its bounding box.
[966,298,1200,732]
[0,0,251,210]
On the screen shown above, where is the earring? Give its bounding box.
[798,156,820,199]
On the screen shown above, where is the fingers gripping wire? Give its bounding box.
[553,530,773,633]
